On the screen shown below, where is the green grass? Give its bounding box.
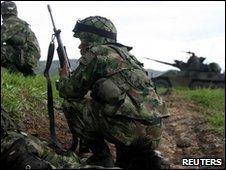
[174,88,225,134]
[1,70,62,123]
[1,70,224,135]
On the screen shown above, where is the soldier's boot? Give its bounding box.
[116,146,169,169]
[68,136,90,156]
[154,150,170,169]
[85,139,114,168]
[69,134,78,152]
[1,138,52,169]
[78,139,90,156]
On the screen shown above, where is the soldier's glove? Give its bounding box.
[1,138,52,169]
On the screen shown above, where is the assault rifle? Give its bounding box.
[44,4,71,150]
[47,4,71,71]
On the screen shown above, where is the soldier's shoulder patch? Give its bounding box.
[90,45,109,56]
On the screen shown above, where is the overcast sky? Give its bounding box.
[2,1,225,72]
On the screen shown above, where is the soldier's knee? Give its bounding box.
[1,46,11,65]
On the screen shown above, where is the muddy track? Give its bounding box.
[158,93,225,169]
[22,92,225,169]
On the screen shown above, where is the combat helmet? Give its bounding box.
[1,1,18,16]
[73,16,117,45]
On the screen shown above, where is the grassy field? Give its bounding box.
[174,88,225,134]
[1,70,225,134]
[1,70,62,123]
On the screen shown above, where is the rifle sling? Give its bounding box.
[44,40,62,149]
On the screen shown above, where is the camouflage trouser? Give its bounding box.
[1,45,36,76]
[1,131,81,169]
[62,96,162,151]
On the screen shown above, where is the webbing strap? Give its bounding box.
[113,115,162,126]
[75,22,116,41]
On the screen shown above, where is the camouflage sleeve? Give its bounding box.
[26,135,80,169]
[58,51,97,99]
[1,18,25,45]
[1,24,9,44]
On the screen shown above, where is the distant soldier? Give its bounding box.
[186,51,202,71]
[1,1,41,76]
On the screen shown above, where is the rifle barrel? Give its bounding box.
[47,4,71,72]
[47,5,57,32]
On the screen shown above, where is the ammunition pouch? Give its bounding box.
[1,138,52,169]
[91,78,125,105]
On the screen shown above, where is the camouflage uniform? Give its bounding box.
[1,108,82,169]
[1,1,41,76]
[187,53,201,71]
[59,16,168,168]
